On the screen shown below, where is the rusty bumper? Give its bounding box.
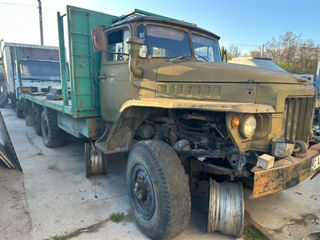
[251,143,320,199]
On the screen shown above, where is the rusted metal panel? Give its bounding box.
[57,111,104,139]
[284,97,315,143]
[0,110,21,171]
[251,143,320,199]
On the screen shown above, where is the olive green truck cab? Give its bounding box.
[21,6,320,239]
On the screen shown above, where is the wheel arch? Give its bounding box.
[104,98,275,154]
[104,106,154,154]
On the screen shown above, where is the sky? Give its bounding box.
[0,0,319,55]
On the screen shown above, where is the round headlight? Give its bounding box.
[239,115,256,138]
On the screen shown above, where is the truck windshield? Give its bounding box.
[137,24,221,62]
[192,34,221,62]
[19,60,61,81]
[137,24,191,58]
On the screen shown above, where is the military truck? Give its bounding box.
[0,43,62,116]
[18,6,320,239]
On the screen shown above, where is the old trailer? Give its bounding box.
[19,5,320,239]
[0,43,62,116]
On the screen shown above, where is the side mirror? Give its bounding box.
[92,26,106,52]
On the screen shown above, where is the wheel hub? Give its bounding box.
[131,164,155,220]
[134,175,151,204]
[207,179,244,237]
[88,147,104,175]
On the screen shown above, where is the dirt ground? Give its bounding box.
[0,107,319,240]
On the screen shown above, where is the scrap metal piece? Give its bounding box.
[207,179,244,237]
[0,110,22,171]
[257,154,275,170]
[271,142,294,158]
[85,143,106,177]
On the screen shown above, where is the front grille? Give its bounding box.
[283,97,315,142]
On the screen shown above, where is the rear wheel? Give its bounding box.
[41,109,66,148]
[16,102,24,118]
[127,140,191,240]
[33,106,42,136]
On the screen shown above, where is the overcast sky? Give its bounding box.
[0,0,318,55]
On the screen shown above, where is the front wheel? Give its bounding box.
[41,109,66,148]
[127,140,191,240]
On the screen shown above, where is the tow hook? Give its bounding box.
[311,169,320,180]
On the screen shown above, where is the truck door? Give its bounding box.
[99,26,135,123]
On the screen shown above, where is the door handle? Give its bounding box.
[94,71,106,85]
[98,74,107,79]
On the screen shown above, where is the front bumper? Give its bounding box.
[251,143,320,199]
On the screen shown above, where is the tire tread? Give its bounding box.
[41,109,66,148]
[128,140,191,240]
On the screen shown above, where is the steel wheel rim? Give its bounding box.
[131,164,155,220]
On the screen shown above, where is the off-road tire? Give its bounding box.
[16,106,24,118]
[0,92,8,108]
[127,140,191,240]
[10,94,16,108]
[33,106,42,136]
[41,109,66,148]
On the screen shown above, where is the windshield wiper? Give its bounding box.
[168,56,191,62]
[195,53,208,62]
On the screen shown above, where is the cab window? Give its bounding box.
[136,24,148,57]
[136,24,191,58]
[192,34,221,62]
[107,29,130,61]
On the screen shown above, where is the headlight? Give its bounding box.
[239,115,256,138]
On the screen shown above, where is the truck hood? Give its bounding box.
[156,61,306,84]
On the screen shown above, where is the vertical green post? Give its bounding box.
[57,12,69,106]
[14,47,22,91]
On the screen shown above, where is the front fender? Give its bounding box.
[104,106,153,154]
[120,98,275,113]
[104,99,275,154]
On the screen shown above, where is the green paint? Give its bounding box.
[57,111,104,139]
[66,5,118,118]
[57,12,69,106]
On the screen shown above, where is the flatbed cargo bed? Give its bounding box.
[22,93,72,115]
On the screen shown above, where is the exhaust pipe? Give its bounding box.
[126,37,143,87]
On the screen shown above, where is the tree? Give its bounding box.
[263,32,320,76]
[228,45,241,59]
[249,49,260,57]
